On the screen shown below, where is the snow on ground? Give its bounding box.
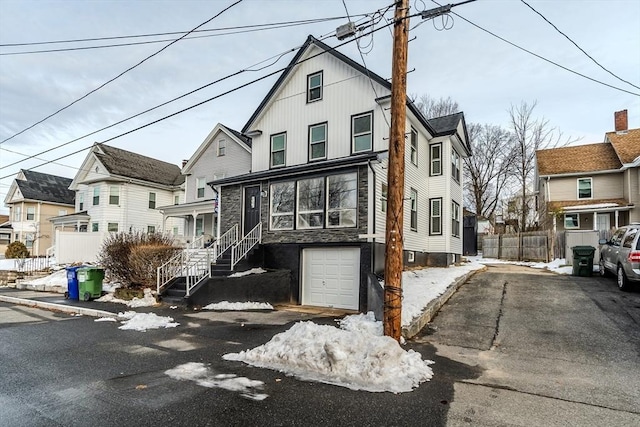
[165,362,268,401]
[203,301,273,311]
[117,311,179,331]
[228,268,267,278]
[223,312,434,394]
[467,255,595,275]
[96,287,157,307]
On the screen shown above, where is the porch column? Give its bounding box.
[192,211,198,240]
[615,210,619,228]
[593,212,597,231]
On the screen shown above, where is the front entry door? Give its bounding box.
[243,186,261,236]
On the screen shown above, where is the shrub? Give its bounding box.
[5,241,29,259]
[98,231,178,288]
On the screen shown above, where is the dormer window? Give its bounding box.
[307,71,323,103]
[578,178,592,199]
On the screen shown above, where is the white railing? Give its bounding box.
[157,250,186,295]
[231,223,262,270]
[45,246,55,265]
[184,249,213,297]
[215,224,238,260]
[187,235,206,250]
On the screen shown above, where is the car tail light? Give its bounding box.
[629,251,640,263]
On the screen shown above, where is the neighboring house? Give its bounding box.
[536,110,639,232]
[3,170,75,256]
[50,143,186,238]
[158,123,251,244]
[0,215,11,256]
[210,36,471,311]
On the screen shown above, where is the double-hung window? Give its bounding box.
[92,222,99,232]
[196,178,205,198]
[109,186,119,205]
[352,112,372,153]
[578,178,592,199]
[217,139,226,156]
[271,133,286,168]
[270,182,295,230]
[381,183,388,213]
[410,128,418,166]
[93,186,100,206]
[430,198,442,235]
[147,226,156,234]
[452,149,461,183]
[430,144,442,176]
[297,177,324,229]
[78,193,84,211]
[107,223,118,232]
[27,207,35,221]
[452,201,460,237]
[14,206,21,221]
[307,71,323,102]
[327,173,357,228]
[410,188,418,231]
[149,192,156,209]
[309,123,327,161]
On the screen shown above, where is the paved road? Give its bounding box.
[1,265,638,427]
[414,264,640,426]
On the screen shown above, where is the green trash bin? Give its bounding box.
[77,267,105,301]
[572,246,595,277]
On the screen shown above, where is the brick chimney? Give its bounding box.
[614,109,628,132]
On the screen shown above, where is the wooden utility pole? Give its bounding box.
[384,0,409,341]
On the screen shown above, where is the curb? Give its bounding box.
[402,266,487,339]
[0,295,119,318]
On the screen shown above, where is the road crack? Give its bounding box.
[490,282,508,350]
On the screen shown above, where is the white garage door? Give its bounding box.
[301,247,360,310]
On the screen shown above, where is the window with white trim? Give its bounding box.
[271,133,286,168]
[564,213,579,229]
[352,112,372,153]
[92,222,99,232]
[270,181,295,230]
[309,123,327,161]
[13,206,21,222]
[148,192,156,209]
[174,195,180,205]
[410,188,418,231]
[410,128,418,166]
[452,201,460,237]
[196,177,205,198]
[78,193,84,211]
[196,217,204,236]
[58,210,67,216]
[381,183,388,213]
[109,186,119,205]
[430,198,442,235]
[93,186,100,206]
[430,144,442,176]
[452,148,460,183]
[307,71,323,102]
[578,178,592,199]
[107,222,118,232]
[26,207,35,221]
[147,226,156,234]
[217,139,226,156]
[297,177,324,229]
[327,173,357,228]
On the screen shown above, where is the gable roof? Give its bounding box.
[222,124,252,148]
[427,111,472,155]
[606,128,640,164]
[94,143,185,186]
[536,143,622,175]
[182,123,252,175]
[13,169,75,205]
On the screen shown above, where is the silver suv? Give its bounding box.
[599,223,640,291]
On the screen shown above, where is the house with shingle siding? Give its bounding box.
[4,170,75,256]
[536,110,639,232]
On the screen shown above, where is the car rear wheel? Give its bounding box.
[599,258,609,277]
[617,265,631,291]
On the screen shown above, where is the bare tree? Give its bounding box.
[463,123,515,223]
[414,94,459,119]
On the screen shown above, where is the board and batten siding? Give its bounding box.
[548,173,624,201]
[249,45,391,172]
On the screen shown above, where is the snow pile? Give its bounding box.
[117,311,179,331]
[20,268,67,288]
[94,317,117,322]
[165,362,267,401]
[223,317,434,393]
[529,258,574,275]
[203,301,273,311]
[228,268,267,278]
[337,311,383,336]
[96,288,157,307]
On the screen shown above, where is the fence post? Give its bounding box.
[498,234,502,259]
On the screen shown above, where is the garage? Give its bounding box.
[301,247,360,310]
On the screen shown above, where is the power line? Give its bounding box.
[428,1,640,97]
[0,0,244,146]
[0,17,398,181]
[520,0,640,91]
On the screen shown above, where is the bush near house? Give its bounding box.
[98,231,178,289]
[5,241,29,259]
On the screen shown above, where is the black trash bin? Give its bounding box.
[572,246,595,277]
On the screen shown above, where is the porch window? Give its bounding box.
[430,144,442,176]
[79,193,84,211]
[197,177,205,198]
[92,222,99,232]
[297,177,324,229]
[410,188,418,231]
[564,213,579,229]
[149,192,156,209]
[381,183,388,213]
[307,71,323,102]
[309,123,327,161]
[93,186,100,206]
[452,201,460,237]
[27,207,35,221]
[430,198,442,235]
[109,186,119,205]
[271,133,286,168]
[327,172,357,228]
[270,181,294,230]
[352,112,372,153]
[578,178,592,199]
[107,223,118,232]
[410,128,418,166]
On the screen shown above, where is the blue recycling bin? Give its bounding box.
[65,266,85,300]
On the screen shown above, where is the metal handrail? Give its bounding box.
[184,249,213,297]
[215,224,238,260]
[157,250,186,295]
[231,223,262,270]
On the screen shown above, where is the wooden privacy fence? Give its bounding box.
[482,231,551,262]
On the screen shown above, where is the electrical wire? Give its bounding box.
[0,0,244,146]
[519,0,640,91]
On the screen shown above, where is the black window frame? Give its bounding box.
[452,201,460,237]
[430,198,442,235]
[452,148,461,183]
[270,132,287,168]
[430,143,442,176]
[307,71,323,103]
[351,111,373,154]
[410,127,418,166]
[410,188,418,231]
[308,122,327,162]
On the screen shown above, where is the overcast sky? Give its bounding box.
[1,0,639,214]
